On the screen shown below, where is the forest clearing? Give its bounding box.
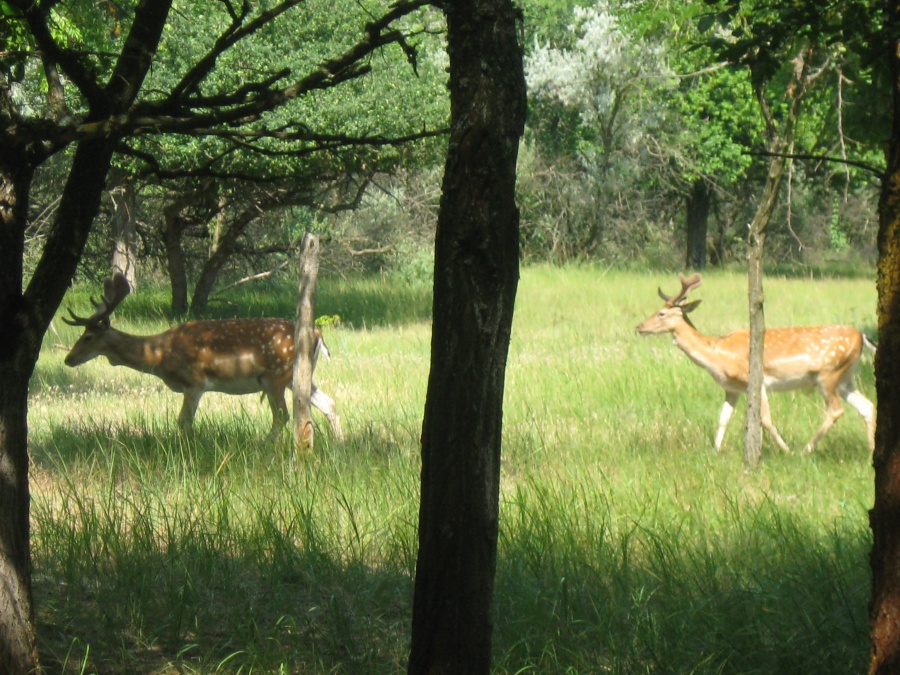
[29,267,876,673]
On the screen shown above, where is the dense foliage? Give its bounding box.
[10,0,885,296]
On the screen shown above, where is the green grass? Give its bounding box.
[30,266,877,673]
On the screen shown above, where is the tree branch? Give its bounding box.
[9,0,105,110]
[65,0,429,143]
[746,149,884,178]
[167,0,304,102]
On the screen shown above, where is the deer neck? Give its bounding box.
[670,322,730,377]
[104,328,168,373]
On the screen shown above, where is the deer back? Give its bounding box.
[66,317,324,393]
[712,324,864,382]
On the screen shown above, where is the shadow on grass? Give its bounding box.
[35,540,414,674]
[60,276,434,329]
[494,520,870,673]
[31,423,416,674]
[32,492,870,674]
[31,427,871,675]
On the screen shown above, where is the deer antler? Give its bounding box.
[63,273,132,327]
[658,273,702,307]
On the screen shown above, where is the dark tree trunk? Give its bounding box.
[163,197,193,315]
[0,155,40,674]
[685,179,710,270]
[190,204,261,313]
[407,0,526,671]
[870,2,900,670]
[0,136,118,673]
[0,4,172,668]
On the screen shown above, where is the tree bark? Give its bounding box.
[0,3,173,668]
[191,200,267,313]
[0,135,119,673]
[870,2,900,670]
[744,47,812,467]
[293,233,319,454]
[163,196,194,315]
[110,170,138,288]
[745,167,778,467]
[0,155,40,675]
[685,178,710,270]
[407,0,526,671]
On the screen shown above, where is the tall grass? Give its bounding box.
[30,266,876,673]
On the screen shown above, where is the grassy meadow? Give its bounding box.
[29,266,877,673]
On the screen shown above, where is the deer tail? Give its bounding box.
[863,334,877,354]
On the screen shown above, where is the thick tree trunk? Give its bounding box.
[0,377,36,674]
[407,0,526,671]
[685,179,710,270]
[0,157,40,675]
[0,135,118,672]
[871,150,900,674]
[870,3,900,670]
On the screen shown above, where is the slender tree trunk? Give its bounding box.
[745,167,779,467]
[293,233,319,454]
[685,179,710,270]
[407,0,526,671]
[163,197,193,315]
[110,170,138,288]
[870,2,900,670]
[744,48,811,467]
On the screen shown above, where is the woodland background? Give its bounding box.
[17,0,881,299]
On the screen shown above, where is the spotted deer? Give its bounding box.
[64,273,342,439]
[636,273,875,454]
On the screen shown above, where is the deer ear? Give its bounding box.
[680,299,702,314]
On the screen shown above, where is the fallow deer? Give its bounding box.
[636,273,875,454]
[63,273,342,439]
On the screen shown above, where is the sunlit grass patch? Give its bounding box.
[31,266,876,673]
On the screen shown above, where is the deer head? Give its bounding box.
[63,273,132,366]
[637,272,703,335]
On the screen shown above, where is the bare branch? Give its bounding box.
[208,259,294,298]
[745,149,884,178]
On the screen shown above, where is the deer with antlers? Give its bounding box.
[636,273,875,454]
[63,273,342,439]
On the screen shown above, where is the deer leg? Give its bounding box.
[803,391,845,454]
[178,390,203,431]
[760,387,791,453]
[714,392,740,452]
[841,386,875,453]
[263,388,289,440]
[311,386,343,440]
